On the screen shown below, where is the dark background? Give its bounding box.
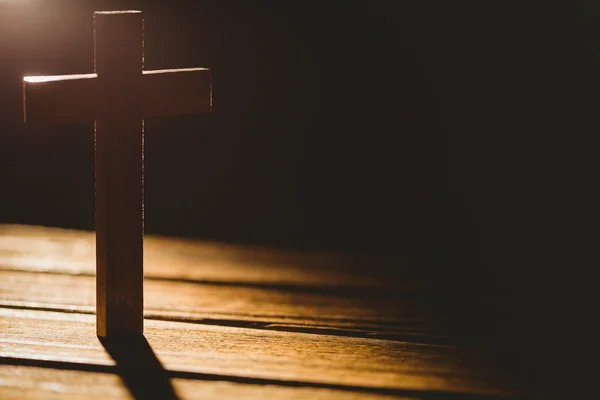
[1,0,595,395]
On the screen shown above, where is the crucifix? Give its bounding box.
[22,10,212,337]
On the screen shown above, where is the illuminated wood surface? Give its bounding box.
[21,10,212,337]
[0,225,520,399]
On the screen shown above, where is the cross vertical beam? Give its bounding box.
[94,11,143,337]
[22,10,212,338]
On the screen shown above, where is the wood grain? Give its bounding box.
[0,365,410,400]
[0,225,520,399]
[0,308,509,398]
[0,270,439,343]
[0,225,417,289]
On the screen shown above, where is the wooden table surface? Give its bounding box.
[0,224,522,399]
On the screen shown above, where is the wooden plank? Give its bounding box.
[143,68,211,118]
[0,365,127,400]
[0,308,513,398]
[22,74,97,124]
[0,224,443,343]
[0,225,521,398]
[0,365,409,400]
[0,270,439,343]
[0,224,418,290]
[94,11,144,337]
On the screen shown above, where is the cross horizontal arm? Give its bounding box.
[23,67,211,124]
[23,74,97,123]
[143,67,211,118]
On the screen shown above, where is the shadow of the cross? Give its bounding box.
[99,336,178,400]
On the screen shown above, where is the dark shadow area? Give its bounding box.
[0,356,515,400]
[98,336,178,400]
[145,315,451,346]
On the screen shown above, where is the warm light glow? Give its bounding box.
[143,68,209,75]
[94,10,142,15]
[22,70,208,83]
[23,73,97,83]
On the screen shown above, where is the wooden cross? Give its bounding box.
[22,10,212,337]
